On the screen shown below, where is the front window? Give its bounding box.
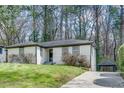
[62,47,69,56]
[72,46,80,56]
[19,47,24,56]
[40,48,43,57]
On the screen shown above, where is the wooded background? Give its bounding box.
[0,5,124,63]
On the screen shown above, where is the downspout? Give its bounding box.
[5,48,8,63]
[35,46,37,64]
[90,45,92,71]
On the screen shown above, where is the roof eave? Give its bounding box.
[6,44,42,48]
[43,43,92,48]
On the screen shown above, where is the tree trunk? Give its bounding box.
[43,5,48,41]
[60,6,64,40]
[120,5,124,45]
[94,5,100,65]
[32,5,36,42]
[79,6,82,39]
[64,6,69,39]
[105,6,111,58]
[112,29,117,61]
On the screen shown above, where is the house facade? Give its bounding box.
[2,39,96,71]
[0,46,6,63]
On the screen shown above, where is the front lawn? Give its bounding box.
[0,63,86,88]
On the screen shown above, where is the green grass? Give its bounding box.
[0,63,86,88]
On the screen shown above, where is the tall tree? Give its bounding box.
[120,5,124,45]
[93,5,101,64]
[27,5,39,42]
[59,6,64,40]
[0,6,21,45]
[32,5,37,42]
[64,6,69,39]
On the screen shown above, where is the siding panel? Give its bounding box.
[53,48,62,64]
[80,45,91,65]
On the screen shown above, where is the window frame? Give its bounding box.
[62,47,69,56]
[72,46,80,56]
[19,47,24,56]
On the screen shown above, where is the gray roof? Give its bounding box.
[6,42,41,48]
[0,45,4,47]
[98,60,116,66]
[6,39,93,48]
[41,39,93,48]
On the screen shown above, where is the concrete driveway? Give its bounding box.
[61,71,124,88]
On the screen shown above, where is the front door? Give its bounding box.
[49,49,53,62]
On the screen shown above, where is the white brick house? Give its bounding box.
[0,45,6,63]
[3,39,96,71]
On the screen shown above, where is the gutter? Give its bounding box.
[90,44,92,69]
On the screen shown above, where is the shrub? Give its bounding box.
[20,54,35,64]
[8,54,35,64]
[62,53,78,66]
[62,53,89,67]
[9,55,20,63]
[78,55,90,68]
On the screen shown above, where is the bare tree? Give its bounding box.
[93,5,101,64]
[120,5,124,45]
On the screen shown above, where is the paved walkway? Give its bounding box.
[61,71,124,88]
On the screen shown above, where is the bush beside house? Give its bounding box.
[62,53,89,68]
[8,54,35,64]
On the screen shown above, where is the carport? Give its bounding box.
[98,60,117,72]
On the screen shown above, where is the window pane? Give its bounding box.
[40,48,43,56]
[62,47,69,56]
[72,46,80,56]
[19,47,24,56]
[72,46,79,51]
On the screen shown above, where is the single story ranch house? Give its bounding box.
[0,39,96,71]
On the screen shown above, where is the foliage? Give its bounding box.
[20,54,35,64]
[62,53,89,67]
[78,55,90,68]
[118,44,124,71]
[8,54,35,64]
[0,63,85,87]
[0,6,21,45]
[62,53,78,66]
